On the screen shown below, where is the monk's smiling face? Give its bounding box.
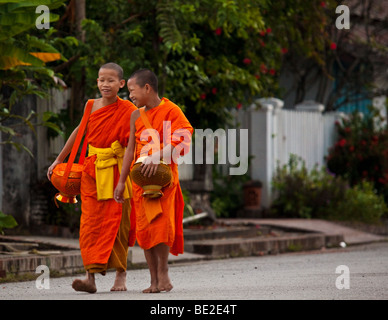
[97,68,125,99]
[127,77,151,107]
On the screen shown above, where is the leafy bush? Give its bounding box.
[329,181,387,223]
[326,105,388,202]
[271,155,388,223]
[0,211,18,234]
[271,154,348,219]
[211,166,250,218]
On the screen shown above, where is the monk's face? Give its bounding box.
[127,77,149,107]
[97,68,125,98]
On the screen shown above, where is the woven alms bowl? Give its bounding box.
[51,163,83,204]
[130,157,172,198]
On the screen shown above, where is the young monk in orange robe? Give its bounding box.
[114,69,193,293]
[47,63,137,293]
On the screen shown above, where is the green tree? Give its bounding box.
[0,0,69,154]
[52,0,285,130]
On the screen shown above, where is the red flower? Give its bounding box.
[320,2,326,7]
[212,87,217,95]
[349,146,354,152]
[266,27,272,34]
[269,69,276,76]
[215,28,222,36]
[236,103,242,110]
[338,139,346,147]
[260,63,268,73]
[281,47,288,54]
[243,58,252,65]
[259,30,266,36]
[200,93,206,100]
[255,74,260,79]
[259,40,266,47]
[330,42,337,50]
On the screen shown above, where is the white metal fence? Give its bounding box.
[232,98,342,208]
[275,109,339,171]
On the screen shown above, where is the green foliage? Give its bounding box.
[272,154,388,223]
[0,1,63,67]
[0,0,67,156]
[331,181,387,223]
[0,0,63,40]
[326,104,388,201]
[53,0,287,130]
[0,211,18,234]
[211,166,250,218]
[271,154,348,219]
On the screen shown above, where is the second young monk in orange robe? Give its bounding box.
[47,63,137,293]
[114,69,193,293]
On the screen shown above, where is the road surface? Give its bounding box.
[1,242,387,301]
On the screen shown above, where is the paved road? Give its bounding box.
[1,242,387,301]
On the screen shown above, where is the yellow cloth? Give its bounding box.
[88,140,132,201]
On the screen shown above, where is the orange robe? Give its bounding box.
[80,97,137,272]
[130,97,193,255]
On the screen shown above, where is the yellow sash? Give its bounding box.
[88,140,132,201]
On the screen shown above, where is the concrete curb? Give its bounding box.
[0,250,83,277]
[185,233,344,258]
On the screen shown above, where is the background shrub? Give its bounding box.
[326,105,388,203]
[271,154,387,223]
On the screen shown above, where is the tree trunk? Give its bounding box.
[70,0,86,126]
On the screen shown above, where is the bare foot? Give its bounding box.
[158,273,173,292]
[111,271,127,291]
[72,274,97,294]
[158,281,173,292]
[142,280,160,293]
[158,283,173,292]
[143,285,160,293]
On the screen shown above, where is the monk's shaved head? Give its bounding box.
[129,69,158,93]
[99,62,124,80]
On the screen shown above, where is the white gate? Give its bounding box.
[245,98,341,207]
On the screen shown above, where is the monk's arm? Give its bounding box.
[114,113,136,203]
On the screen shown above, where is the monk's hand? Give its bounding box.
[141,154,160,177]
[47,159,61,181]
[114,182,125,203]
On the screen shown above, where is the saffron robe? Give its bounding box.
[129,97,193,255]
[80,97,137,272]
